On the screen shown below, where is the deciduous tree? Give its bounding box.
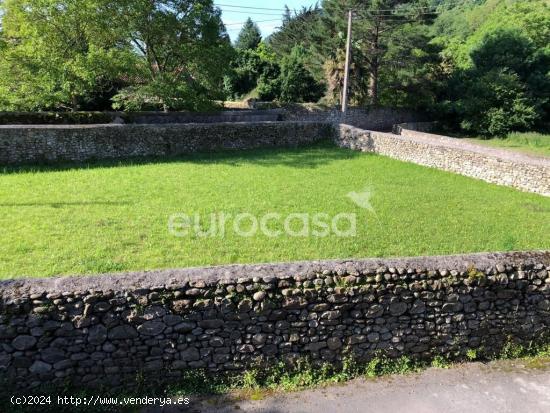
[113,0,233,111]
[0,0,135,110]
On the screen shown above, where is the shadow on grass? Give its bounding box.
[0,141,368,175]
[0,201,131,207]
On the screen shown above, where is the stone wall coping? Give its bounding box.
[395,127,550,167]
[338,124,550,196]
[1,251,548,298]
[0,120,328,130]
[341,124,550,168]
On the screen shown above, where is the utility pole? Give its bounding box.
[341,9,353,113]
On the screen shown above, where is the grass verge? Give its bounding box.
[465,132,550,157]
[2,341,549,413]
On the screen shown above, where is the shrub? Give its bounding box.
[256,66,282,101]
[457,69,538,137]
[224,43,280,100]
[451,29,547,137]
[112,75,221,112]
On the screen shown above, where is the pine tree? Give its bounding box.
[318,0,435,106]
[235,18,262,50]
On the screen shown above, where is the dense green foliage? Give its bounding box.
[111,0,232,112]
[234,18,262,51]
[225,18,324,103]
[1,144,549,279]
[0,0,548,136]
[278,46,325,103]
[224,42,279,100]
[265,0,549,135]
[0,0,232,111]
[434,0,550,136]
[0,0,136,110]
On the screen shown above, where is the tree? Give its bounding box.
[112,0,233,111]
[433,0,550,69]
[450,29,548,136]
[378,22,443,109]
[434,0,550,135]
[0,0,136,111]
[318,0,437,106]
[278,46,324,103]
[255,42,282,101]
[235,18,262,51]
[223,42,278,100]
[455,69,538,137]
[268,5,321,58]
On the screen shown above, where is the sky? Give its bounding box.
[215,1,317,41]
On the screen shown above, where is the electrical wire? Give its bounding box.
[224,18,281,26]
[218,10,283,17]
[219,1,469,28]
[215,3,289,12]
[215,1,466,13]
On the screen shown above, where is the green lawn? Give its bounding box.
[466,132,550,157]
[1,144,549,280]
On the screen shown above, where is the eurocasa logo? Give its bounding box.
[168,186,375,239]
[346,186,375,213]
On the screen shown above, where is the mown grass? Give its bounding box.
[1,143,549,279]
[466,132,550,157]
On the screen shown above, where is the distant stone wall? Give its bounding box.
[2,118,548,196]
[337,124,550,196]
[0,122,332,165]
[392,121,438,134]
[0,252,549,390]
[281,107,423,131]
[0,110,283,125]
[0,107,418,127]
[127,110,283,124]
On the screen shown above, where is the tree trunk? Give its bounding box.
[368,21,380,107]
[71,95,79,112]
[369,62,379,107]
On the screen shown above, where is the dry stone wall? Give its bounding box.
[1,252,549,390]
[0,107,418,126]
[280,107,422,131]
[337,124,550,196]
[1,117,548,196]
[0,122,332,165]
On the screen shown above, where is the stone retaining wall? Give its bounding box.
[281,107,422,131]
[0,107,419,127]
[337,124,550,196]
[1,119,548,196]
[0,122,332,165]
[1,252,549,390]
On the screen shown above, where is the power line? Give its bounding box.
[218,10,282,17]
[224,18,281,26]
[355,8,448,19]
[220,10,442,28]
[215,3,288,12]
[215,1,465,13]
[359,2,464,13]
[219,1,470,30]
